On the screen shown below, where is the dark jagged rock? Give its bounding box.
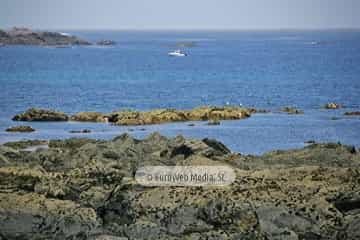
[0,27,91,46]
[12,108,69,121]
[202,138,231,155]
[331,192,360,214]
[6,125,35,132]
[1,133,359,239]
[256,206,321,239]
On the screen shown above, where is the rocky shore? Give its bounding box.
[13,106,253,126]
[0,27,91,46]
[0,133,359,239]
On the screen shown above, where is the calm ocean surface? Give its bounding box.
[0,30,359,154]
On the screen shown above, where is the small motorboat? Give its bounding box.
[168,49,187,57]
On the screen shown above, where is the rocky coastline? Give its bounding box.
[0,27,91,46]
[0,133,359,239]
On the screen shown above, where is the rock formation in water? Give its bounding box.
[96,40,116,45]
[0,133,359,239]
[14,106,252,125]
[103,106,251,125]
[69,129,92,134]
[71,112,104,122]
[0,27,91,46]
[323,102,342,109]
[6,125,35,132]
[12,108,69,121]
[344,111,360,116]
[281,107,304,114]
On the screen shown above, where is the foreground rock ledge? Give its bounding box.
[0,133,359,239]
[14,106,253,125]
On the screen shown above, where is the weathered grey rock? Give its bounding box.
[0,192,100,240]
[257,206,320,239]
[346,215,360,240]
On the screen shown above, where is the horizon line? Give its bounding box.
[2,26,360,32]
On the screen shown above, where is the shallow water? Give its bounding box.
[0,30,359,154]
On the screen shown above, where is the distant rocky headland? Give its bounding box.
[0,27,117,46]
[0,27,91,46]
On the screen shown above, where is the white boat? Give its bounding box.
[168,49,187,57]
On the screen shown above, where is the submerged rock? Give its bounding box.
[12,108,69,121]
[176,41,196,47]
[6,125,35,132]
[207,119,221,125]
[69,129,92,134]
[281,107,304,114]
[344,111,360,116]
[1,133,359,239]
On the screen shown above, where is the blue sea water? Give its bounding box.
[0,30,359,154]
